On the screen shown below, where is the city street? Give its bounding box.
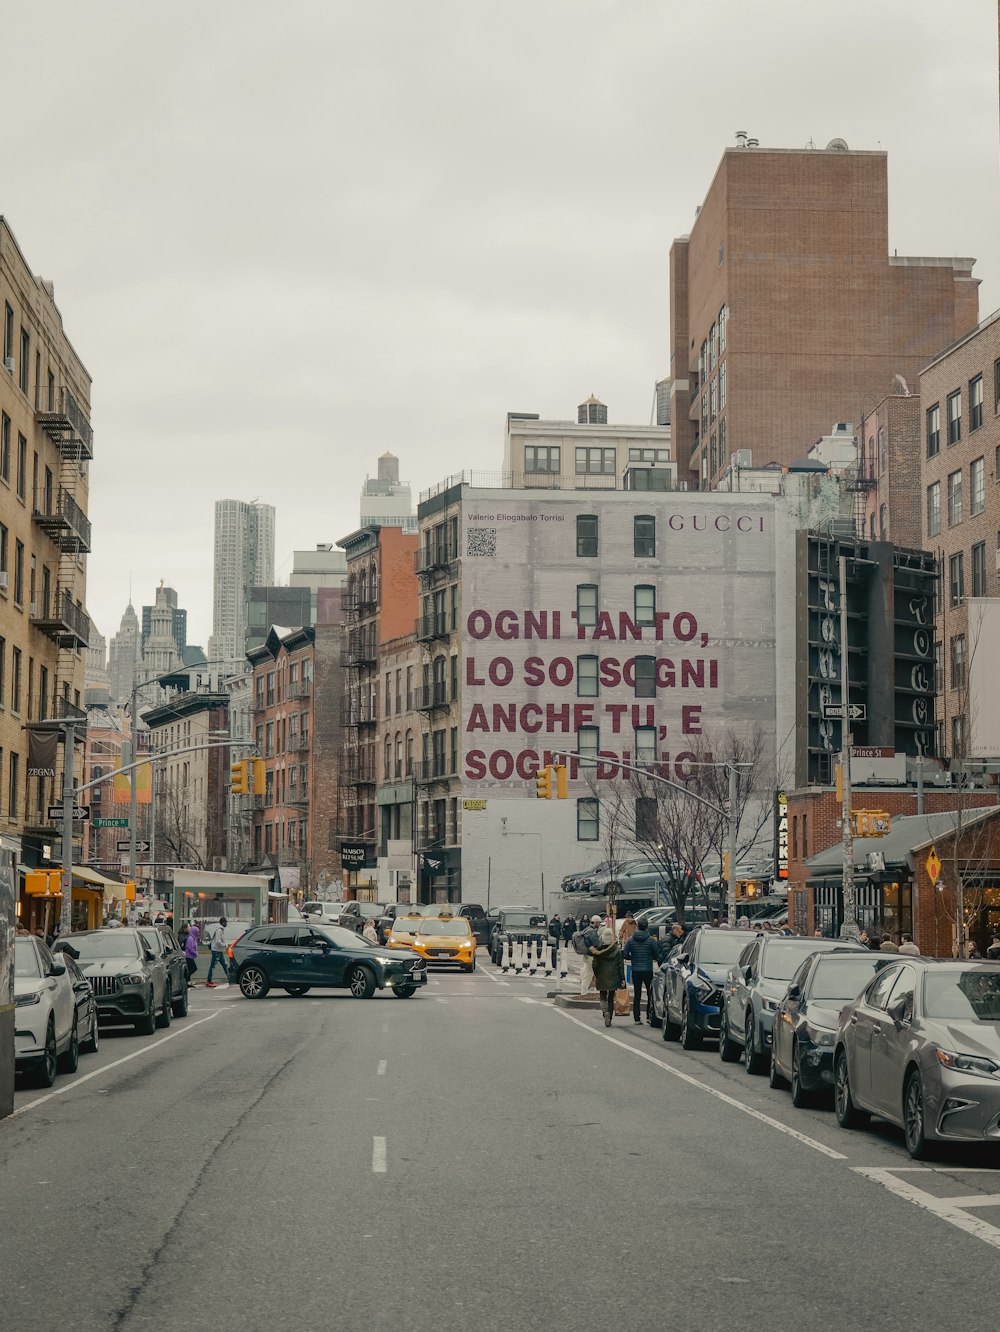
[7,963,1000,1332]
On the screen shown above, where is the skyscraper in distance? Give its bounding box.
[209,499,276,669]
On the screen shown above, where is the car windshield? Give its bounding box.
[71,932,142,960]
[503,913,545,929]
[762,940,849,980]
[695,932,751,966]
[811,957,885,1000]
[418,920,470,937]
[924,970,1000,1021]
[356,903,383,918]
[391,924,419,938]
[314,925,371,949]
[14,939,41,978]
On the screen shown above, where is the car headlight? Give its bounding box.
[122,974,147,985]
[936,1049,1000,1077]
[760,997,779,1012]
[14,991,41,1007]
[804,1024,836,1047]
[689,973,711,994]
[375,957,393,966]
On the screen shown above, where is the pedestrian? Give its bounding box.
[362,917,378,945]
[665,921,687,952]
[879,933,899,954]
[178,922,189,946]
[987,935,1000,960]
[562,914,576,946]
[619,911,637,947]
[165,912,174,931]
[549,915,562,949]
[591,925,625,1028]
[205,917,230,986]
[622,916,660,1025]
[737,916,750,931]
[578,914,603,995]
[970,945,983,959]
[897,933,920,956]
[710,916,721,929]
[813,928,823,938]
[184,921,200,986]
[858,930,870,948]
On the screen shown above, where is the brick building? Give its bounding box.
[375,631,421,900]
[143,690,229,877]
[669,138,978,487]
[857,392,923,550]
[919,309,1000,761]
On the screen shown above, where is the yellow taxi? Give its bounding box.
[386,913,425,950]
[405,914,478,972]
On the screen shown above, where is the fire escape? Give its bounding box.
[846,442,877,541]
[340,582,378,847]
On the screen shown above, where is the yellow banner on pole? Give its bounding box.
[112,761,151,805]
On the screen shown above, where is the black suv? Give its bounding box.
[57,928,172,1035]
[138,925,190,1018]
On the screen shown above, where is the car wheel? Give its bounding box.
[680,1001,702,1051]
[744,1012,764,1075]
[155,986,172,1029]
[462,961,476,973]
[903,1070,931,1160]
[768,1043,788,1090]
[790,1043,811,1108]
[239,966,270,1000]
[348,966,376,999]
[172,984,189,1018]
[647,994,662,1028]
[82,1007,99,1055]
[283,985,311,996]
[58,1016,80,1074]
[662,1004,681,1042]
[135,991,156,1035]
[392,984,417,998]
[834,1050,869,1130]
[35,1018,58,1088]
[719,1010,741,1063]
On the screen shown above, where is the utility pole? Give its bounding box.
[839,554,857,938]
[727,762,738,927]
[59,721,77,936]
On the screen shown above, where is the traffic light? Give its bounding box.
[251,757,266,797]
[535,766,553,799]
[230,759,248,795]
[723,851,731,881]
[554,764,568,799]
[735,879,760,900]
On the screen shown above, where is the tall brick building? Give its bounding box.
[669,139,979,487]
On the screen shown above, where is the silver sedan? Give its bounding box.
[833,958,1000,1158]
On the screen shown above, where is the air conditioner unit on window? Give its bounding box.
[29,602,37,616]
[0,571,7,590]
[3,357,13,375]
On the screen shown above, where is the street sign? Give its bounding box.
[93,817,129,828]
[822,703,867,721]
[117,840,150,853]
[48,804,89,821]
[925,847,941,886]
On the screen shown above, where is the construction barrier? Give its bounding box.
[496,935,568,980]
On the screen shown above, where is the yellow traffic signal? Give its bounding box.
[231,759,249,795]
[554,764,568,799]
[251,757,266,797]
[723,851,731,880]
[535,766,553,799]
[744,880,759,899]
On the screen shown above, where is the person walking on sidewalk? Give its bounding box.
[184,921,200,987]
[562,914,576,947]
[578,914,602,995]
[897,933,920,956]
[205,917,230,987]
[623,916,660,1024]
[591,925,625,1027]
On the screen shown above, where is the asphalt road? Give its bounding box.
[6,959,1000,1332]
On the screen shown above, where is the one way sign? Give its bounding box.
[117,840,150,854]
[822,703,867,721]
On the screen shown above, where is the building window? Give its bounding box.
[16,434,25,500]
[576,514,598,558]
[878,427,887,476]
[8,752,18,819]
[952,714,966,758]
[719,415,726,463]
[576,584,598,628]
[995,359,1000,413]
[926,404,940,458]
[634,584,655,626]
[948,391,962,444]
[575,446,616,475]
[634,515,655,558]
[2,304,11,362]
[628,448,670,464]
[577,797,599,842]
[719,305,727,353]
[18,329,28,393]
[525,445,560,474]
[450,727,458,774]
[719,361,726,410]
[635,796,657,842]
[10,648,20,714]
[948,470,963,526]
[384,735,392,781]
[701,392,709,438]
[577,655,599,697]
[972,541,987,597]
[971,457,985,515]
[576,726,599,765]
[951,635,966,689]
[971,375,984,431]
[634,726,657,766]
[13,540,23,606]
[0,413,8,484]
[633,656,655,698]
[710,378,718,423]
[949,552,965,607]
[927,482,941,537]
[879,503,888,539]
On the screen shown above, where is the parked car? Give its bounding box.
[301,901,343,924]
[337,901,387,935]
[58,928,172,1034]
[385,913,425,948]
[59,949,100,1056]
[377,903,413,942]
[230,922,428,1000]
[560,863,611,894]
[489,908,548,965]
[770,951,893,1104]
[14,935,78,1086]
[720,935,866,1073]
[834,958,1000,1158]
[654,926,751,1048]
[408,916,478,971]
[138,925,190,1018]
[455,903,490,948]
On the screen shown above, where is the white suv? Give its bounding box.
[14,935,78,1087]
[301,901,343,924]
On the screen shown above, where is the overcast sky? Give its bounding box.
[5,1,999,649]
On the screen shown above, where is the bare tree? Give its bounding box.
[155,778,221,870]
[583,775,634,920]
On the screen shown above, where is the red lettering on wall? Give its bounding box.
[682,704,703,735]
[524,656,545,687]
[466,657,485,686]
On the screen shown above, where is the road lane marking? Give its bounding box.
[551,1007,846,1161]
[478,967,509,987]
[377,1060,387,1076]
[853,1168,1000,1251]
[434,997,448,1004]
[936,1195,1000,1208]
[12,1011,230,1118]
[372,1136,387,1173]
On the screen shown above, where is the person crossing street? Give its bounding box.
[591,925,625,1027]
[622,916,660,1024]
[205,917,230,987]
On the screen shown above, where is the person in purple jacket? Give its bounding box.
[184,921,200,987]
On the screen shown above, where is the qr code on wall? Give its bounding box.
[466,526,497,558]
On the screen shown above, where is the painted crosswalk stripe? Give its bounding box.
[372,1137,387,1173]
[377,1060,387,1076]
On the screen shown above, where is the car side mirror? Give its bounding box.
[786,983,801,1001]
[49,963,66,977]
[889,997,911,1027]
[678,953,690,967]
[143,948,156,962]
[743,965,753,983]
